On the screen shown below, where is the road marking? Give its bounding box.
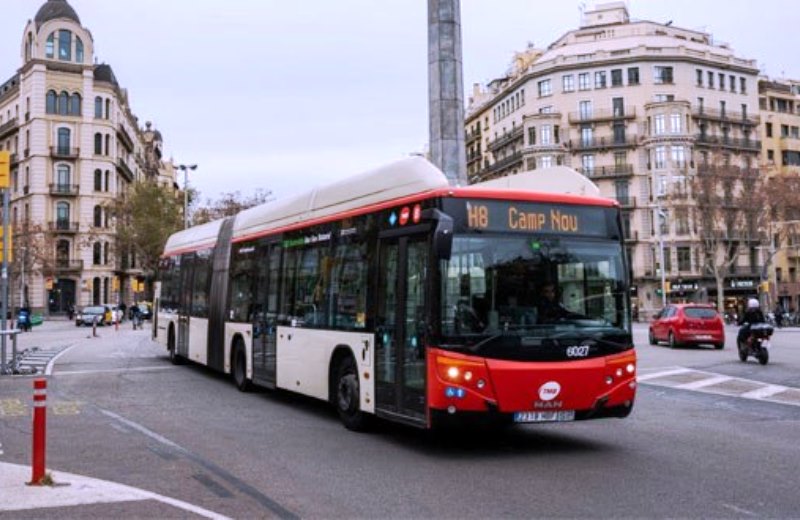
[740,384,788,399]
[0,399,27,417]
[56,366,175,376]
[637,367,692,381]
[676,375,732,390]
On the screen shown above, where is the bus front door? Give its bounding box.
[375,233,429,424]
[177,254,193,359]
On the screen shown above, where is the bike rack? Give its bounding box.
[0,328,22,375]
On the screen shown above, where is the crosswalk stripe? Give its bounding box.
[637,367,692,381]
[740,384,787,399]
[676,375,732,390]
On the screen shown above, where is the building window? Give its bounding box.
[94,133,102,155]
[57,128,71,154]
[541,125,552,145]
[766,122,773,138]
[94,206,102,228]
[105,170,110,191]
[58,30,72,61]
[46,91,57,114]
[56,202,70,229]
[58,91,69,115]
[611,69,623,87]
[581,154,595,175]
[677,247,691,271]
[541,155,553,168]
[594,71,607,89]
[104,243,110,265]
[578,73,590,90]
[654,146,666,169]
[105,135,110,155]
[579,100,592,120]
[654,114,666,135]
[627,67,640,85]
[670,113,682,133]
[76,37,84,63]
[94,97,103,118]
[528,127,536,145]
[56,164,70,188]
[93,242,102,265]
[718,73,725,91]
[654,66,673,84]
[707,71,714,88]
[671,145,686,168]
[580,125,593,146]
[537,79,552,97]
[729,75,736,93]
[696,69,703,86]
[46,33,54,58]
[613,122,626,144]
[740,77,747,94]
[562,74,574,92]
[69,93,81,116]
[94,169,102,191]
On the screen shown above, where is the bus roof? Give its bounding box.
[162,158,613,256]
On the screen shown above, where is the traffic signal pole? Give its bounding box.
[0,151,9,374]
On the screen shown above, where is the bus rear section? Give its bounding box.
[424,197,637,426]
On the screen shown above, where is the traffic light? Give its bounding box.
[665,281,671,294]
[0,151,9,188]
[761,281,770,293]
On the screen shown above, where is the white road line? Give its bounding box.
[740,384,787,399]
[637,367,692,382]
[55,366,175,376]
[676,375,733,390]
[45,346,75,375]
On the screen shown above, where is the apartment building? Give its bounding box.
[0,0,173,314]
[759,78,800,312]
[465,2,762,317]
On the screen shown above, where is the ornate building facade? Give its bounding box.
[0,0,174,314]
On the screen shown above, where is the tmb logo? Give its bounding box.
[538,381,561,401]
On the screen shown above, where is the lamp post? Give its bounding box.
[176,164,197,229]
[655,196,667,307]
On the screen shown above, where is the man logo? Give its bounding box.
[538,381,561,401]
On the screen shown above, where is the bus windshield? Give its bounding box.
[438,233,631,361]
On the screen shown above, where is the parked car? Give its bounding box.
[102,304,123,323]
[649,304,725,349]
[136,302,152,321]
[76,305,110,327]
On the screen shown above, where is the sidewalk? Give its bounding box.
[0,462,230,519]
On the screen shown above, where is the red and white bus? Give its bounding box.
[154,157,636,430]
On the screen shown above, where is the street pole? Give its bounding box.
[177,164,197,229]
[656,197,666,307]
[1,188,8,373]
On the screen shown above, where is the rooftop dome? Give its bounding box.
[34,0,81,29]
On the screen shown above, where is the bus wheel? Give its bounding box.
[335,356,369,431]
[232,341,251,392]
[168,327,183,365]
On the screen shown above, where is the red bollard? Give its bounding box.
[30,378,47,485]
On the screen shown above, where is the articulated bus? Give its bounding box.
[154,157,636,430]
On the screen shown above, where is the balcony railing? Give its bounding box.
[487,151,523,173]
[0,117,18,139]
[116,158,134,182]
[487,126,524,152]
[576,164,634,179]
[567,107,636,123]
[694,134,761,151]
[50,146,80,159]
[49,183,79,196]
[570,136,637,151]
[117,124,135,153]
[614,196,637,208]
[731,266,760,276]
[48,221,79,233]
[692,107,759,126]
[54,259,84,272]
[465,128,482,145]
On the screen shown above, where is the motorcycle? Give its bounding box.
[17,309,31,332]
[737,323,773,365]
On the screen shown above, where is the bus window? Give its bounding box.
[331,239,367,329]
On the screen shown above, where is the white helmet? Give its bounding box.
[747,298,760,310]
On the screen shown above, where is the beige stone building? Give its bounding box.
[758,77,800,312]
[465,2,763,318]
[0,0,175,315]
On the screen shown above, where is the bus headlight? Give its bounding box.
[447,366,459,380]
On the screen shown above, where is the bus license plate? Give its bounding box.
[513,410,575,423]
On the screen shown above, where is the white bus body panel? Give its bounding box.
[276,326,375,413]
[188,317,209,365]
[224,322,253,377]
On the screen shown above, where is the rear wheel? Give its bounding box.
[335,356,370,431]
[714,342,725,350]
[168,327,183,365]
[232,340,252,392]
[648,329,656,345]
[668,331,679,349]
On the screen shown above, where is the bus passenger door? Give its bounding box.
[253,243,280,388]
[177,253,193,358]
[375,233,429,424]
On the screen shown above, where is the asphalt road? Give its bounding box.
[1,320,799,518]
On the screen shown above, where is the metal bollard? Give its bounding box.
[30,378,47,485]
[92,317,98,338]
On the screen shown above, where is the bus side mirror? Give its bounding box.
[423,209,453,260]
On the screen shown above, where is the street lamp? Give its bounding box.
[176,164,197,229]
[655,196,668,307]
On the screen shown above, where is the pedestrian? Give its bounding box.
[119,302,127,323]
[66,302,75,321]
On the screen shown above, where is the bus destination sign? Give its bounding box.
[459,200,613,237]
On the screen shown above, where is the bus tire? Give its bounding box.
[335,356,369,431]
[232,339,251,392]
[168,326,183,365]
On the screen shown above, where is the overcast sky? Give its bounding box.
[1,0,797,203]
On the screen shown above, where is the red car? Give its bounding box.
[648,304,725,349]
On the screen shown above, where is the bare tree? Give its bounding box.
[691,164,768,312]
[192,189,273,226]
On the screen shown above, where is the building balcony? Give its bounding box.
[465,128,482,146]
[567,107,636,124]
[49,183,79,196]
[466,150,483,165]
[487,151,523,173]
[731,266,761,277]
[54,259,84,273]
[576,164,634,179]
[694,135,761,151]
[0,117,18,139]
[117,124,135,153]
[50,146,80,160]
[48,221,79,233]
[624,230,639,242]
[692,107,759,126]
[614,196,637,208]
[569,136,637,151]
[487,126,524,152]
[116,158,134,182]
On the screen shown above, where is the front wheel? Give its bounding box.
[757,348,769,365]
[737,340,748,362]
[648,329,656,345]
[232,341,252,392]
[168,328,183,365]
[668,331,679,349]
[335,356,370,431]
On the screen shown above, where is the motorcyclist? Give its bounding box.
[738,298,765,345]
